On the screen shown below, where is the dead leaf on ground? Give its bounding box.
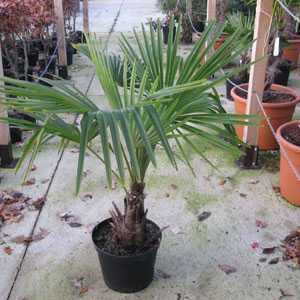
[59,212,82,228]
[3,246,13,255]
[218,264,237,274]
[249,179,260,185]
[81,194,93,202]
[279,289,294,299]
[197,211,211,222]
[272,186,281,193]
[30,197,46,210]
[262,247,277,255]
[72,277,89,295]
[268,257,280,265]
[170,184,178,190]
[256,219,268,229]
[30,165,37,172]
[281,230,300,265]
[156,269,171,279]
[41,179,50,184]
[23,178,36,186]
[165,193,170,198]
[11,228,49,244]
[251,241,260,250]
[0,191,31,225]
[239,193,247,198]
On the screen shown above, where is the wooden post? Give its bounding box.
[0,42,15,167]
[54,0,68,79]
[243,0,273,145]
[207,0,217,21]
[83,0,89,33]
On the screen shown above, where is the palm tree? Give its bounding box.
[0,20,253,249]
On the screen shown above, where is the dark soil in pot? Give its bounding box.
[282,123,300,146]
[92,218,161,293]
[235,88,296,103]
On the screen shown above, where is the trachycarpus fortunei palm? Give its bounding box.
[0,20,253,249]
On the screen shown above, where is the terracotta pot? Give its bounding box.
[277,120,300,206]
[231,84,300,150]
[282,38,300,66]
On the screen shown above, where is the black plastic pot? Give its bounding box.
[28,50,39,67]
[226,75,249,101]
[274,61,291,86]
[92,218,161,293]
[162,24,176,45]
[67,49,74,66]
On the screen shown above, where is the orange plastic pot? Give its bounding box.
[277,120,300,206]
[231,84,299,150]
[282,38,300,66]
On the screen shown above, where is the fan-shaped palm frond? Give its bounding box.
[0,20,254,196]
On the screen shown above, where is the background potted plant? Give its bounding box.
[277,120,300,206]
[0,20,253,293]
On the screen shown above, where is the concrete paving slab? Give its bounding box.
[8,140,300,300]
[0,141,65,299]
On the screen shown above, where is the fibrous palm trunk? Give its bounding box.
[181,14,193,44]
[110,182,147,248]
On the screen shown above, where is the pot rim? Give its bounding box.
[277,120,300,153]
[92,217,162,259]
[231,83,300,108]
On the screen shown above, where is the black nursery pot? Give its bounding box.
[162,24,176,44]
[274,61,291,86]
[92,218,162,293]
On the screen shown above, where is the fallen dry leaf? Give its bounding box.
[72,277,89,296]
[256,219,268,229]
[281,230,300,265]
[41,179,50,184]
[272,186,280,193]
[11,228,49,244]
[170,184,178,190]
[218,264,237,274]
[30,165,37,172]
[197,211,211,222]
[279,289,294,299]
[239,193,247,198]
[251,241,260,250]
[0,191,31,225]
[59,212,82,228]
[249,179,260,185]
[262,247,277,255]
[23,178,36,186]
[81,194,93,202]
[31,197,46,210]
[3,246,13,255]
[268,257,280,265]
[165,193,170,198]
[156,269,171,279]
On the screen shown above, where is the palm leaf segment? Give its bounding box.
[0,20,253,193]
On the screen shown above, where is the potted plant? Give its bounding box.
[280,0,300,66]
[0,21,253,293]
[231,80,299,150]
[224,12,254,100]
[277,120,300,206]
